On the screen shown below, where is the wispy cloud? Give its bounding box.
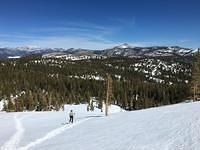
[30,36,120,49]
[0,36,121,49]
[0,33,41,39]
[2,19,183,49]
[29,21,120,37]
[0,35,157,49]
[0,20,124,49]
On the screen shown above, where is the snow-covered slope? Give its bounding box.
[102,45,194,58]
[1,102,200,150]
[0,44,196,59]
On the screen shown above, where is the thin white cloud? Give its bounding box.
[0,33,41,39]
[1,20,194,49]
[0,35,119,49]
[19,36,121,49]
[1,32,193,49]
[0,20,123,49]
[28,21,119,36]
[0,33,168,49]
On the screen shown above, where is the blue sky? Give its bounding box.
[0,0,199,49]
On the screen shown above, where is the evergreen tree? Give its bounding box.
[7,100,15,112]
[191,49,200,101]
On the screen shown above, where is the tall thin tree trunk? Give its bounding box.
[193,84,196,101]
[105,74,112,116]
[105,75,110,116]
[105,91,109,116]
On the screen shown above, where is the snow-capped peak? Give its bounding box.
[114,43,134,49]
[16,45,41,51]
[193,48,200,53]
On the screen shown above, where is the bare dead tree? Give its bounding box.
[105,74,112,116]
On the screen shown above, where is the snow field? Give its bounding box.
[1,102,200,150]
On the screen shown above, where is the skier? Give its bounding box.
[69,110,74,123]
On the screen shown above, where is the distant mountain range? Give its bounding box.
[0,44,197,59]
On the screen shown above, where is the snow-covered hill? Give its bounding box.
[0,44,196,59]
[1,102,200,150]
[102,44,194,58]
[0,47,64,59]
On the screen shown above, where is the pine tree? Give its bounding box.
[28,90,35,110]
[7,100,15,112]
[191,49,200,101]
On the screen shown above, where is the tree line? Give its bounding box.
[0,55,192,112]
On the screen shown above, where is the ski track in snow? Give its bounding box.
[1,114,24,150]
[19,117,92,150]
[165,115,200,150]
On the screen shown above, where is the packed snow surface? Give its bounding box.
[1,102,200,150]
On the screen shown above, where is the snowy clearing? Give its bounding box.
[1,102,200,150]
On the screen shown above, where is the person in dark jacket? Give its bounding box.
[69,110,74,123]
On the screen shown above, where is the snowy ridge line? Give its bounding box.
[19,117,92,150]
[1,114,24,150]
